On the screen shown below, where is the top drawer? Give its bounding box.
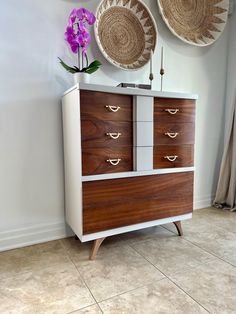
[154,98,195,123]
[80,90,132,121]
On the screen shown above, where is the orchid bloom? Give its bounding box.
[64,7,96,54]
[78,32,91,54]
[77,8,96,25]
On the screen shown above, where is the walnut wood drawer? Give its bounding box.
[154,98,195,123]
[82,147,133,175]
[154,122,195,145]
[80,90,132,121]
[82,172,193,234]
[154,145,194,168]
[81,120,132,147]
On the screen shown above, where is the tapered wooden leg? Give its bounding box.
[173,221,183,236]
[90,237,106,260]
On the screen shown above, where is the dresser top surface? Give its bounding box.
[63,83,198,100]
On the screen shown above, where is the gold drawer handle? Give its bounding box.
[106,158,121,166]
[106,132,122,139]
[165,109,179,115]
[164,155,178,162]
[165,132,179,139]
[105,105,121,112]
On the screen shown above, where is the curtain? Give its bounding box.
[214,97,236,211]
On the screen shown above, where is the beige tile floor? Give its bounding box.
[1,207,236,313]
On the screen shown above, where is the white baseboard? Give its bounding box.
[194,194,214,210]
[0,221,73,252]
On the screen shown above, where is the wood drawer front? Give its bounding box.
[154,145,194,168]
[154,98,195,123]
[81,120,132,147]
[83,172,193,234]
[154,122,195,145]
[82,147,132,175]
[80,90,132,121]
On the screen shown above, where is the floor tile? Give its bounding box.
[0,294,28,314]
[116,225,175,246]
[164,211,236,266]
[70,304,102,314]
[195,207,236,232]
[72,244,164,302]
[184,223,236,266]
[170,259,236,314]
[0,263,95,314]
[132,236,216,276]
[99,278,208,314]
[0,240,71,280]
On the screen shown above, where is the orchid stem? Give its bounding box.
[85,53,88,68]
[78,46,80,71]
[82,51,84,70]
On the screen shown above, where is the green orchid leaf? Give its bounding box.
[84,60,101,74]
[85,66,99,74]
[88,60,102,68]
[58,57,78,74]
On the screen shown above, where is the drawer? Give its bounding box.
[83,172,193,234]
[154,122,195,145]
[82,147,132,175]
[80,90,132,121]
[154,145,194,168]
[81,120,132,147]
[154,98,195,123]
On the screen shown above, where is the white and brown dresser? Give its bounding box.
[62,83,197,259]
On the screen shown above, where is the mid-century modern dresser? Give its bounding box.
[62,83,197,259]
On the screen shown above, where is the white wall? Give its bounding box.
[0,0,229,251]
[225,4,236,137]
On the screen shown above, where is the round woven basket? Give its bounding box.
[94,0,157,70]
[157,0,229,46]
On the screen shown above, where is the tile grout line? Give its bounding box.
[67,303,104,314]
[59,240,102,309]
[60,239,166,307]
[162,225,236,268]
[59,231,220,313]
[97,302,105,314]
[96,277,167,305]
[63,243,167,307]
[68,254,99,306]
[58,241,102,313]
[129,244,212,314]
[181,238,236,268]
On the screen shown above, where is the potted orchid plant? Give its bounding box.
[59,8,101,83]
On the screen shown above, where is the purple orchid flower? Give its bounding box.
[78,32,91,54]
[78,21,86,33]
[77,8,96,25]
[64,8,95,55]
[67,8,78,27]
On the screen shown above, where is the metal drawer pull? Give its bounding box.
[106,132,122,139]
[106,158,121,166]
[165,109,179,115]
[105,105,121,112]
[164,155,178,162]
[165,132,179,138]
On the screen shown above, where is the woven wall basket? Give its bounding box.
[157,0,229,47]
[94,0,157,70]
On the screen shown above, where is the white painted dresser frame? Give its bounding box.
[62,83,198,259]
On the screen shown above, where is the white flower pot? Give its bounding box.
[73,72,90,84]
